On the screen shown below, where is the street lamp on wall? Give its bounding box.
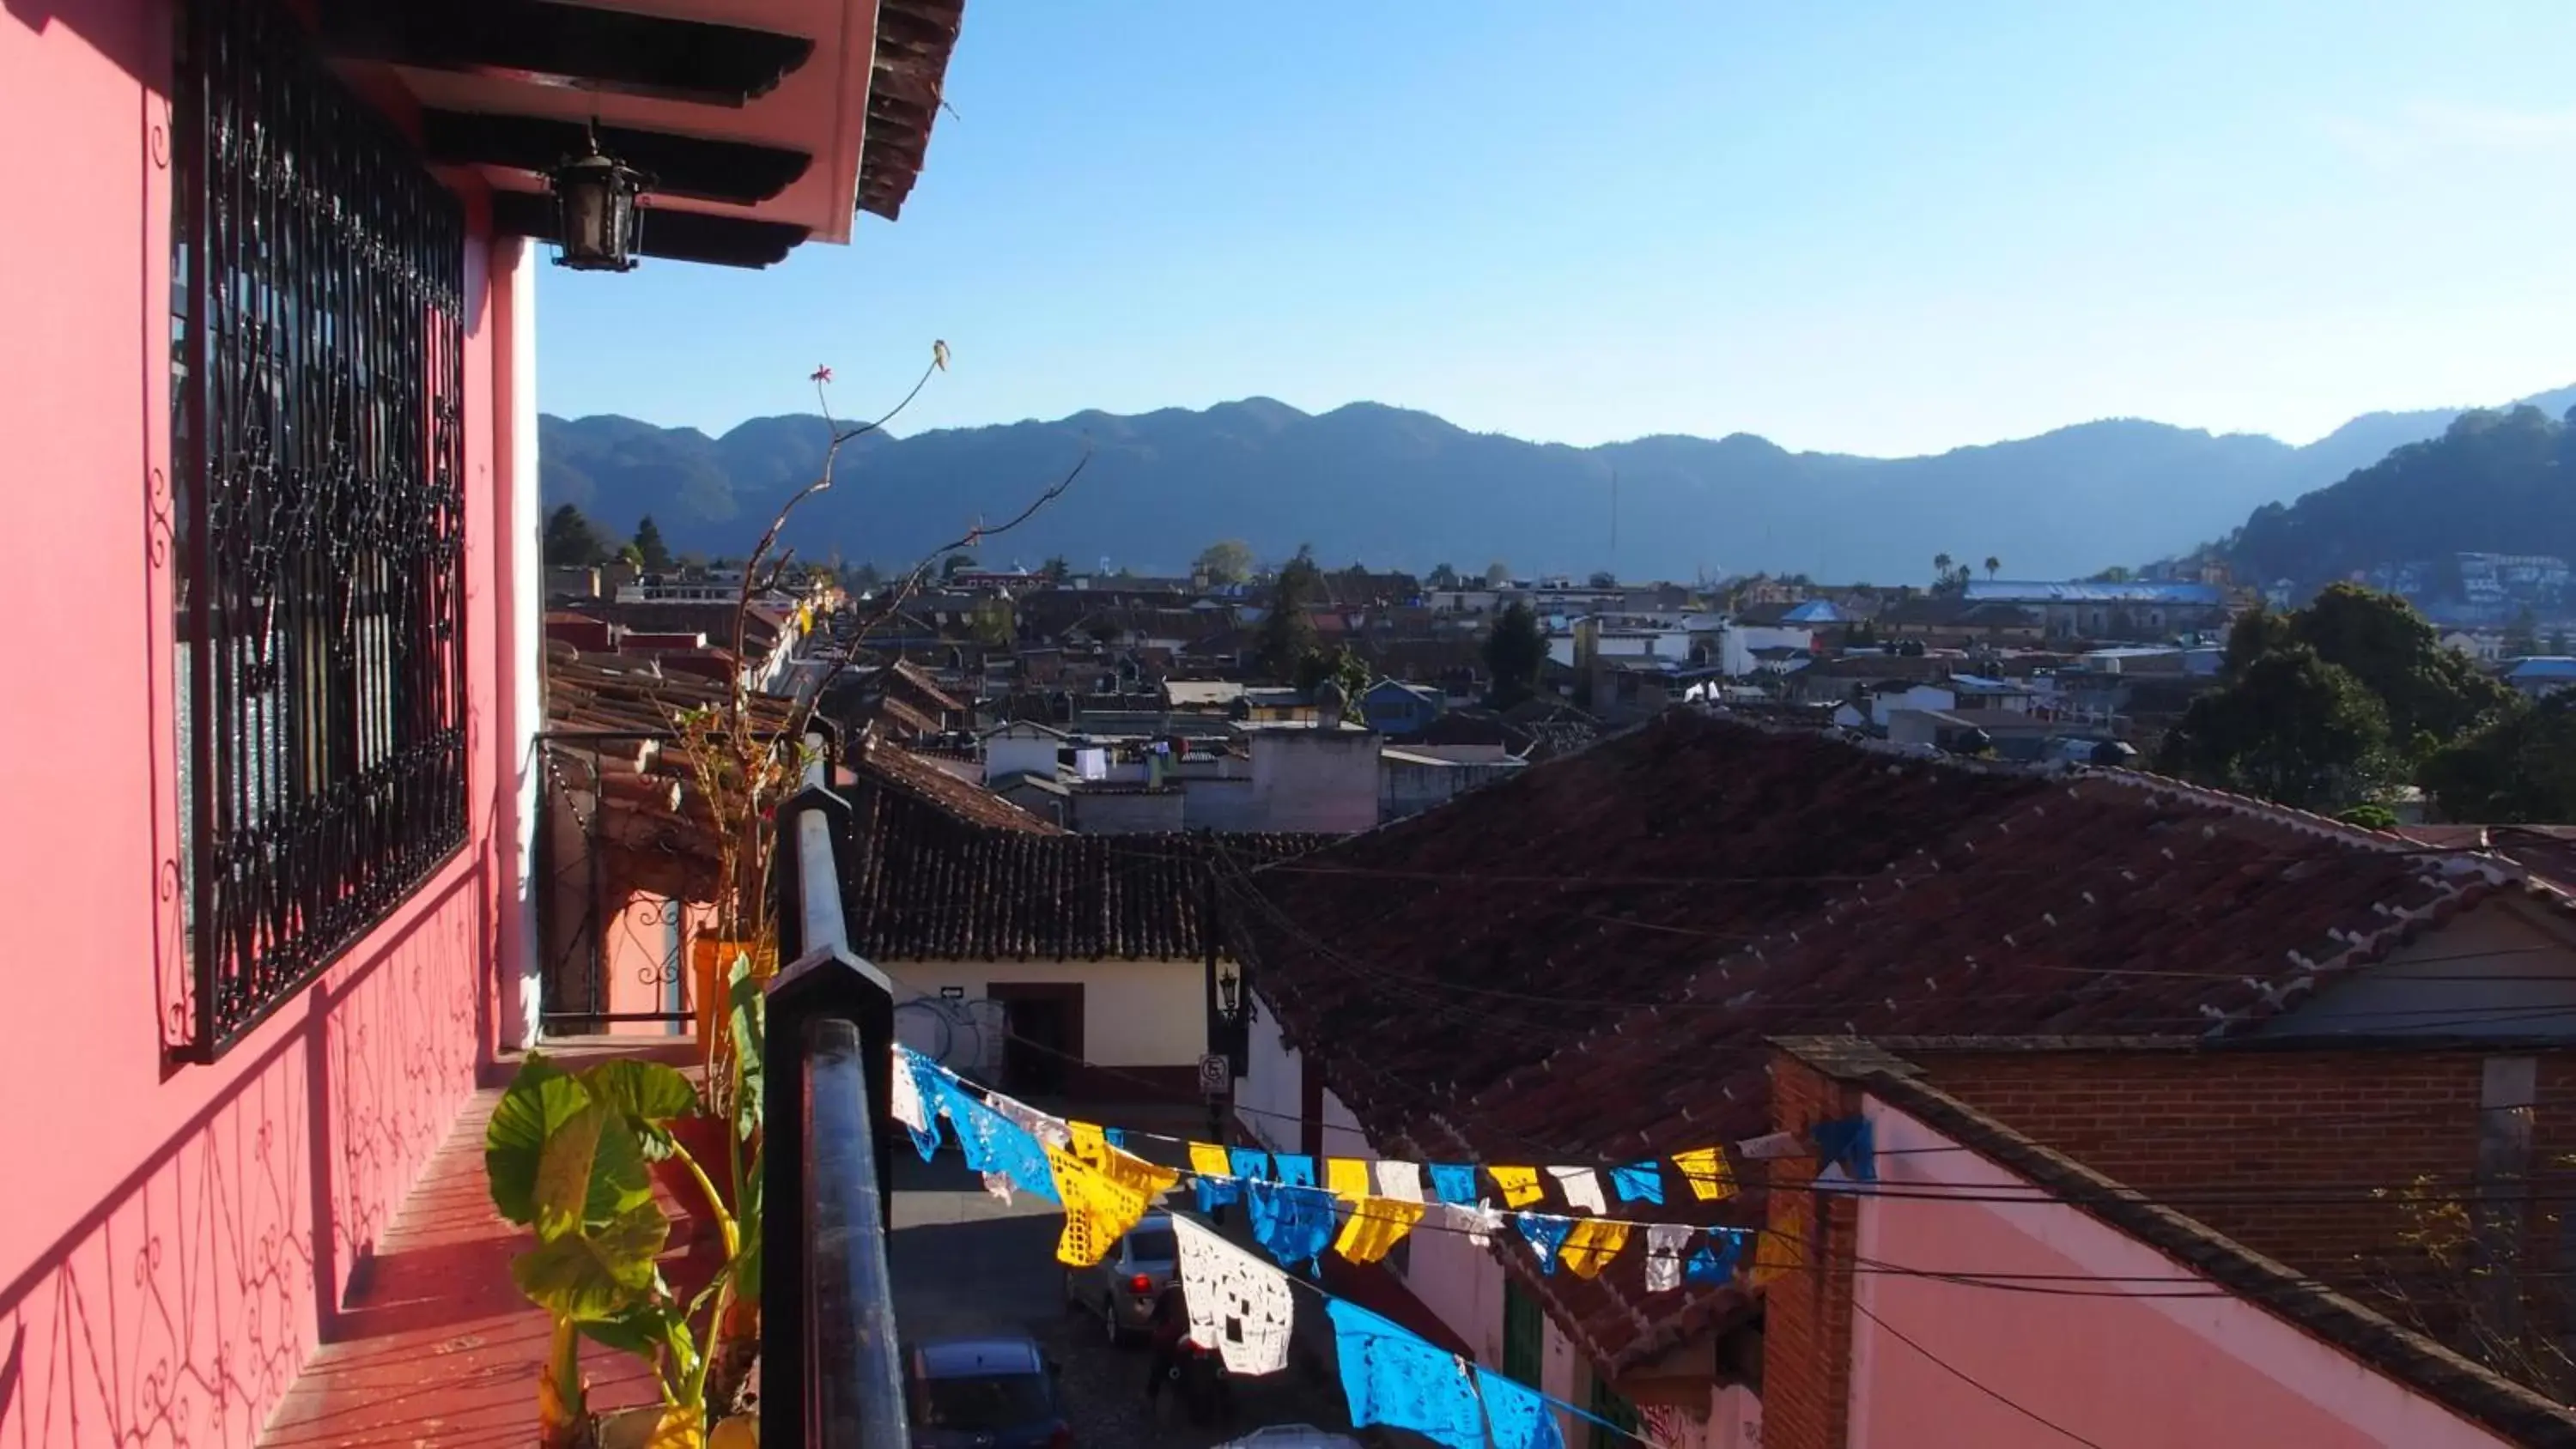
[548,127,649,272]
[1215,960,1242,1023]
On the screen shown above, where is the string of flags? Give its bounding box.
[888,1046,1875,1289]
[887,1046,1881,1449]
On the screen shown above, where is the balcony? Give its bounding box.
[264,737,911,1446]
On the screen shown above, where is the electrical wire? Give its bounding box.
[1848,1298,2110,1447]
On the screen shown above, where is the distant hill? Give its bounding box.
[2218,397,2576,596]
[539,385,2576,584]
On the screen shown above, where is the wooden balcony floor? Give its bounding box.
[260,1038,707,1448]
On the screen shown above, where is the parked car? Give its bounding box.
[903,1336,1073,1449]
[1212,1427,1364,1448]
[1061,1210,1176,1345]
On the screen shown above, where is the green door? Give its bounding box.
[1588,1372,1641,1449]
[1503,1278,1545,1388]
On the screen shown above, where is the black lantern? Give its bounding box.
[1215,960,1242,1021]
[548,127,647,272]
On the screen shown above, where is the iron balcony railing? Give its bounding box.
[762,734,909,1447]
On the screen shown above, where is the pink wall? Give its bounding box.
[0,3,520,1445]
[1846,1100,2520,1449]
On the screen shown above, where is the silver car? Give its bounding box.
[1060,1211,1176,1346]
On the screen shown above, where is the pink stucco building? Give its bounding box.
[0,0,953,1442]
[1763,1039,2576,1449]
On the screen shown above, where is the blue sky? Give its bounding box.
[536,1,2576,458]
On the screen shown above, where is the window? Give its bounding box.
[169,0,468,1059]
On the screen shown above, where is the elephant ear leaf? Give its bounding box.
[581,1303,702,1392]
[727,955,766,1139]
[580,1060,701,1161]
[487,1054,592,1228]
[510,1198,671,1322]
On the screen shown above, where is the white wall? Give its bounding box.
[882,957,1205,1066]
[983,728,1061,783]
[1721,622,1815,676]
[1251,729,1382,833]
[1871,684,1955,727]
[1242,991,1303,1154]
[499,239,542,1050]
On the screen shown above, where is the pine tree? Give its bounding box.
[632,515,673,572]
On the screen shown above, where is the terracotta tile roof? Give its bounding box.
[1777,1037,2576,1449]
[844,729,1061,836]
[1234,709,2552,1372]
[544,651,804,900]
[843,799,1327,960]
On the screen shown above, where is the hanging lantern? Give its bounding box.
[548,127,647,272]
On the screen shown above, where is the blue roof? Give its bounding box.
[2508,657,2576,680]
[1963,579,2224,606]
[1779,598,1845,623]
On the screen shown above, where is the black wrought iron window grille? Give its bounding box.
[169,0,470,1061]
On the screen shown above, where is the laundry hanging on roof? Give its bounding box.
[1228,1146,1275,1183]
[1273,1155,1319,1188]
[1514,1212,1576,1273]
[1326,1300,1487,1449]
[1476,1367,1568,1449]
[1548,1167,1607,1215]
[1334,1197,1427,1264]
[1245,1179,1339,1273]
[1489,1166,1545,1209]
[1558,1218,1631,1279]
[1428,1163,1479,1205]
[1643,1223,1693,1292]
[1048,1139,1179,1268]
[1171,1214,1295,1377]
[1672,1146,1736,1202]
[1609,1161,1664,1206]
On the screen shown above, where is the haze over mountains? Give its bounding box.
[540,385,2576,585]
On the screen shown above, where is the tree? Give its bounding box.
[1588,570,1619,589]
[1984,556,2001,580]
[1253,549,1323,683]
[1932,553,1953,583]
[2551,630,2571,656]
[616,543,645,568]
[2288,584,2515,749]
[1428,563,1460,590]
[1194,539,1256,585]
[1039,555,1072,584]
[1484,599,1546,710]
[2421,694,2576,823]
[940,552,977,583]
[1484,561,1511,587]
[2089,565,2135,584]
[1295,645,1370,702]
[543,504,609,567]
[2155,645,2397,812]
[632,514,673,573]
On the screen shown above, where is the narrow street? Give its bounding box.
[889,1143,1358,1446]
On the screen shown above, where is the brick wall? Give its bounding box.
[1910,1046,2576,1333]
[1759,1052,1864,1449]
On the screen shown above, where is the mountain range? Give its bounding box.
[539,385,2576,585]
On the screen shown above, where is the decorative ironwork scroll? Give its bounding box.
[170,0,469,1059]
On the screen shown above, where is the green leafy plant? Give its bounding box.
[487,1052,760,1446]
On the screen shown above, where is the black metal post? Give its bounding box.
[762,730,906,1449]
